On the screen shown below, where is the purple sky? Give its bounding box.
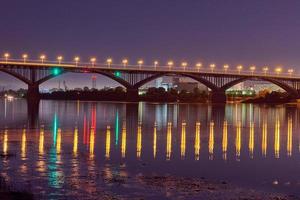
[1,0,300,89]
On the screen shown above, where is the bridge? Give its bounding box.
[1,57,300,103]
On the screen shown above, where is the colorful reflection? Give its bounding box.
[180,122,186,159]
[249,122,254,159]
[137,122,142,159]
[73,127,78,156]
[89,128,95,158]
[166,122,172,161]
[21,128,26,159]
[194,122,200,160]
[209,121,214,160]
[153,122,157,159]
[39,126,44,155]
[222,121,228,160]
[3,129,8,155]
[236,121,241,160]
[287,116,292,157]
[274,118,280,159]
[121,122,126,158]
[262,120,267,157]
[105,126,111,159]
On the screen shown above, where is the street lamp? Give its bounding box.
[154,61,158,69]
[4,53,10,63]
[167,61,174,70]
[196,62,202,72]
[209,63,215,72]
[181,62,187,71]
[262,66,268,75]
[40,55,46,63]
[74,57,80,66]
[57,56,63,64]
[137,59,144,69]
[122,59,128,68]
[249,65,256,75]
[288,69,294,77]
[106,58,112,68]
[90,57,96,67]
[237,65,243,74]
[223,64,229,72]
[22,54,28,63]
[275,67,282,75]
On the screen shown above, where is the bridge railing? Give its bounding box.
[0,58,298,79]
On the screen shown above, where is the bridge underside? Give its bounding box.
[0,64,300,103]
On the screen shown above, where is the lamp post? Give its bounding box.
[223,64,229,73]
[209,63,215,72]
[57,56,63,64]
[196,63,202,72]
[275,67,282,76]
[106,58,112,68]
[262,66,268,75]
[167,61,174,70]
[122,59,128,68]
[137,59,144,69]
[154,61,158,70]
[181,62,187,71]
[288,69,294,77]
[4,53,10,63]
[249,66,256,75]
[74,57,80,66]
[22,54,28,63]
[40,55,46,63]
[237,65,243,74]
[90,57,96,67]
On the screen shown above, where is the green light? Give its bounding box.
[52,68,61,76]
[114,71,121,77]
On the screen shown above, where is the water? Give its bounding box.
[0,99,300,199]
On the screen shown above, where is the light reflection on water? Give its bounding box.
[1,99,300,198]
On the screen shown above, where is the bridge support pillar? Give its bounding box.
[126,88,139,102]
[211,90,226,103]
[27,84,40,102]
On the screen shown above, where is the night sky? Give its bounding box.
[1,0,300,89]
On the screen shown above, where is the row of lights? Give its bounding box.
[2,53,294,75]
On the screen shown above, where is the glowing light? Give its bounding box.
[137,122,142,159]
[73,127,78,156]
[274,118,280,158]
[166,122,172,161]
[4,53,10,62]
[196,63,202,71]
[40,54,46,63]
[194,122,200,160]
[52,68,61,76]
[249,65,256,75]
[137,59,144,69]
[287,116,292,157]
[89,128,95,158]
[57,56,63,64]
[39,127,44,155]
[74,57,80,66]
[222,121,228,160]
[209,63,215,72]
[249,122,254,159]
[275,67,282,75]
[153,122,157,158]
[237,65,243,74]
[121,122,126,158]
[122,59,128,67]
[3,129,8,154]
[22,54,28,63]
[56,128,61,154]
[106,58,112,67]
[223,64,229,72]
[180,122,186,159]
[154,61,158,68]
[105,126,111,159]
[167,61,174,70]
[262,66,269,75]
[114,71,121,77]
[262,120,267,157]
[236,121,241,160]
[209,121,214,160]
[181,62,188,71]
[288,69,294,76]
[21,128,26,159]
[90,57,96,66]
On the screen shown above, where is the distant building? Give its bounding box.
[173,77,208,92]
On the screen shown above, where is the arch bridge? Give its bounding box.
[1,60,300,103]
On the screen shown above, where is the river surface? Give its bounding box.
[0,99,300,199]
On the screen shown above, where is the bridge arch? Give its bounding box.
[221,77,298,97]
[133,72,219,91]
[0,68,31,84]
